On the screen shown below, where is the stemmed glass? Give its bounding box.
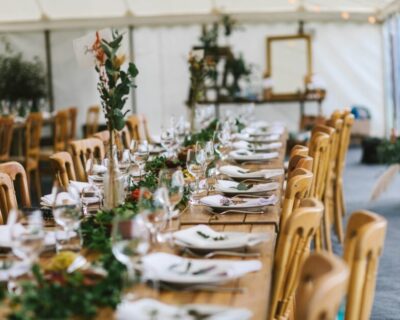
[10,210,45,266]
[52,183,82,252]
[160,127,176,157]
[158,169,185,218]
[111,215,150,282]
[130,140,149,178]
[186,149,205,203]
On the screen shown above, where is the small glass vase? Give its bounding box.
[103,144,125,210]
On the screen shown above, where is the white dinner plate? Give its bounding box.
[199,194,277,212]
[219,165,284,180]
[229,149,279,162]
[215,179,279,195]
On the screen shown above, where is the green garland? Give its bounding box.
[377,138,400,164]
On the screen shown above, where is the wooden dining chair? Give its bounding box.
[289,145,309,158]
[49,152,77,188]
[85,105,100,138]
[310,125,335,251]
[68,107,78,143]
[93,130,110,147]
[0,161,31,209]
[93,128,129,151]
[126,114,142,141]
[296,252,349,320]
[0,172,18,224]
[325,117,344,244]
[343,210,387,320]
[9,113,43,201]
[335,113,354,221]
[121,125,132,149]
[0,116,14,162]
[140,114,154,143]
[287,153,313,180]
[69,138,105,181]
[269,198,323,320]
[280,168,314,232]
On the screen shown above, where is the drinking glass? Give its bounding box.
[85,156,106,187]
[131,141,149,178]
[186,149,205,202]
[10,210,44,266]
[118,149,131,175]
[145,187,169,244]
[158,169,185,218]
[160,128,176,157]
[52,184,82,252]
[111,215,150,281]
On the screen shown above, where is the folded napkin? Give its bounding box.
[92,164,107,175]
[200,194,277,208]
[216,180,279,193]
[40,192,78,207]
[69,181,91,193]
[116,298,252,320]
[229,149,279,161]
[219,165,284,179]
[142,252,261,284]
[232,141,282,151]
[0,261,30,282]
[173,224,269,249]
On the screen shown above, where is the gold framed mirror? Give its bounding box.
[265,34,313,95]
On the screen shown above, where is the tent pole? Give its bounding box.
[44,29,54,112]
[128,25,137,114]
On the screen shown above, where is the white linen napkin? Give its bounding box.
[232,141,282,151]
[116,298,252,320]
[69,181,91,193]
[219,165,284,179]
[229,149,279,161]
[216,180,279,193]
[200,194,277,208]
[173,224,269,249]
[40,192,78,207]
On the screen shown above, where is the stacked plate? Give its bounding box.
[219,165,284,181]
[232,140,282,152]
[215,179,279,196]
[228,149,279,162]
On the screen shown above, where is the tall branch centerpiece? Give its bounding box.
[90,30,139,209]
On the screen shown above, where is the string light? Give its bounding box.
[341,11,350,20]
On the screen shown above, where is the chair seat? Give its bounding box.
[8,156,39,171]
[39,146,55,160]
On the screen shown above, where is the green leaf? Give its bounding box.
[236,182,253,191]
[128,63,139,78]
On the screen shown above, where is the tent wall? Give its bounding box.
[0,21,385,137]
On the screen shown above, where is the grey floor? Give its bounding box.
[335,148,400,320]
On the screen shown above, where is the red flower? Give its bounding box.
[131,189,140,201]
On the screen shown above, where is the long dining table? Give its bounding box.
[1,129,287,320]
[152,132,287,320]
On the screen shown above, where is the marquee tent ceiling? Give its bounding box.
[0,0,399,31]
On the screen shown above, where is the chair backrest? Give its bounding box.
[126,114,142,141]
[287,153,313,179]
[308,131,331,200]
[280,168,314,231]
[85,105,100,137]
[0,161,31,208]
[25,112,43,162]
[49,152,77,188]
[53,109,70,152]
[139,114,154,143]
[270,198,323,320]
[296,252,349,320]
[69,138,105,181]
[336,113,354,180]
[68,107,78,142]
[289,145,309,158]
[0,172,18,224]
[121,125,131,149]
[0,116,14,161]
[93,130,110,147]
[343,210,387,320]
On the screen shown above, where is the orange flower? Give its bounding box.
[113,54,126,68]
[91,31,106,65]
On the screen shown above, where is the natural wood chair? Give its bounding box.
[93,127,130,151]
[311,125,335,251]
[0,161,31,209]
[49,152,77,188]
[69,138,105,181]
[335,113,354,221]
[10,113,43,201]
[68,107,78,143]
[93,130,110,147]
[140,114,154,143]
[296,252,349,320]
[0,116,14,162]
[0,172,18,224]
[325,117,344,244]
[85,105,100,138]
[121,126,131,149]
[126,114,141,141]
[287,154,313,180]
[280,168,314,232]
[289,145,309,158]
[343,210,387,320]
[269,198,323,320]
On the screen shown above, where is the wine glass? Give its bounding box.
[158,169,185,218]
[186,149,205,202]
[145,187,169,244]
[85,156,106,187]
[132,141,149,178]
[10,210,45,266]
[52,183,82,252]
[111,215,150,282]
[160,127,176,157]
[118,149,131,175]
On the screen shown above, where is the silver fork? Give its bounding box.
[182,248,260,259]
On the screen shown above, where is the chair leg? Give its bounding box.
[323,200,333,252]
[339,182,346,217]
[34,169,42,201]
